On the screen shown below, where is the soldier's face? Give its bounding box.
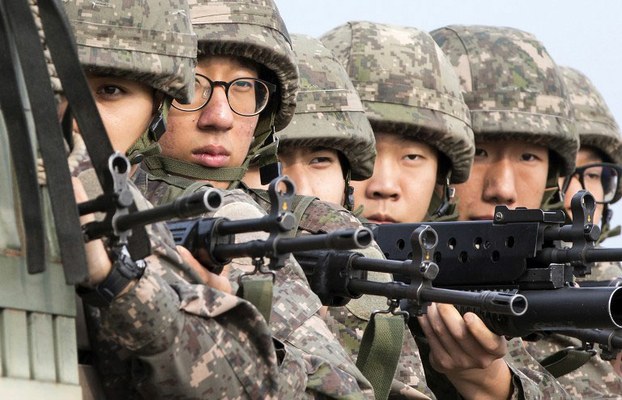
[60,74,155,154]
[560,147,605,225]
[160,56,260,189]
[454,140,549,221]
[278,146,346,206]
[352,132,438,223]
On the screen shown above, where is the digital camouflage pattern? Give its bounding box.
[560,66,622,201]
[321,21,474,184]
[431,25,578,176]
[64,0,197,103]
[278,34,376,181]
[504,338,574,399]
[188,0,298,131]
[247,188,437,399]
[132,168,375,398]
[525,334,622,398]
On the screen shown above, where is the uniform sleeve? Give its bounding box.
[90,256,282,399]
[505,337,573,399]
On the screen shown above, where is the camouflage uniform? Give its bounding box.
[62,1,296,398]
[133,0,376,397]
[429,25,578,398]
[524,66,622,397]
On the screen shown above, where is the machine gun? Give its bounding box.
[372,191,622,337]
[296,225,527,317]
[166,176,373,275]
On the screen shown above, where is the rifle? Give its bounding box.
[296,225,527,317]
[166,176,373,275]
[79,152,223,245]
[372,191,622,337]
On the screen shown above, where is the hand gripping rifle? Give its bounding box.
[76,152,223,305]
[372,191,622,337]
[166,176,373,276]
[295,225,527,317]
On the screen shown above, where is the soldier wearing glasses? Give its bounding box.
[525,66,622,398]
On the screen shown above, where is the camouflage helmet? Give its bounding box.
[431,25,578,176]
[277,34,376,181]
[63,0,197,103]
[321,21,475,184]
[188,0,298,132]
[560,66,622,202]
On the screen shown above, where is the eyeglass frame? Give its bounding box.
[171,73,277,116]
[560,162,622,204]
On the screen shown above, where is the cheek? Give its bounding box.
[100,99,153,153]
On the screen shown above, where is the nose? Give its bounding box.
[196,86,234,131]
[481,159,517,206]
[364,158,401,200]
[283,163,313,197]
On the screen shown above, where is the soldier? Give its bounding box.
[523,66,622,397]
[131,0,377,397]
[558,66,622,282]
[431,24,580,398]
[242,33,377,211]
[59,0,291,398]
[320,22,474,225]
[244,33,438,399]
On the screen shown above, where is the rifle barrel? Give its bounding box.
[115,189,222,232]
[213,228,372,260]
[347,279,526,316]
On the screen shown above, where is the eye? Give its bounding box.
[474,148,488,158]
[230,79,254,92]
[95,84,124,97]
[309,156,336,168]
[521,153,540,162]
[403,154,421,161]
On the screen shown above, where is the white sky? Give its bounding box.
[276,0,622,247]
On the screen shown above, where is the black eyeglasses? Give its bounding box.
[561,162,622,204]
[171,74,276,116]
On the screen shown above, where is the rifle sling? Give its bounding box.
[4,0,89,283]
[356,313,405,400]
[539,347,594,378]
[36,0,150,260]
[237,278,273,323]
[0,0,45,274]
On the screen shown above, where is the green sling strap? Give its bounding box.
[356,312,405,400]
[540,347,595,378]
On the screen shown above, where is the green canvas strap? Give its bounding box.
[144,154,247,182]
[356,313,405,400]
[237,277,273,323]
[540,347,595,378]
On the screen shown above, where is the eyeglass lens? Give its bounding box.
[578,164,619,203]
[174,75,271,116]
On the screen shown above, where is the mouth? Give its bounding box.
[191,145,230,168]
[367,214,397,224]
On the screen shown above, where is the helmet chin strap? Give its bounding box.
[343,168,355,211]
[428,174,456,220]
[127,97,170,164]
